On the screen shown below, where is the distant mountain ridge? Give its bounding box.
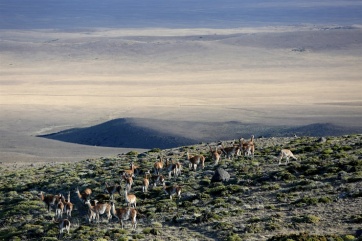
[38,118,362,149]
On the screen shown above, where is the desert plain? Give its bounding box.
[0,1,362,167]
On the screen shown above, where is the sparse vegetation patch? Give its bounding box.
[0,134,361,240]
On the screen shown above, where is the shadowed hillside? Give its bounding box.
[38,118,196,149]
[38,118,362,149]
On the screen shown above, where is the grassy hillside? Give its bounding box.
[0,134,361,241]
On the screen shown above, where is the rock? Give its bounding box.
[150,228,159,235]
[211,168,230,182]
[137,152,148,158]
[203,170,215,176]
[318,137,327,143]
[182,192,197,201]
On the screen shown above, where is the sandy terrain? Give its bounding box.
[1,25,362,164]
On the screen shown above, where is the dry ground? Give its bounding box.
[1,25,362,165]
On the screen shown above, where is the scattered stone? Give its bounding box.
[203,170,215,176]
[318,137,327,143]
[182,192,197,201]
[137,152,148,158]
[211,168,230,182]
[150,228,159,235]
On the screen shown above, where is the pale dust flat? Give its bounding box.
[1,26,361,164]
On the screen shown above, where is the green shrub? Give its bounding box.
[227,184,244,193]
[248,217,261,223]
[322,149,334,154]
[293,196,319,206]
[343,235,355,241]
[133,234,145,239]
[292,215,320,224]
[148,148,161,153]
[267,232,346,241]
[199,179,211,186]
[303,146,317,152]
[227,233,243,241]
[142,227,153,234]
[112,228,128,235]
[186,205,201,214]
[117,237,129,241]
[318,196,332,203]
[306,215,321,224]
[265,222,282,231]
[151,222,163,228]
[265,205,276,210]
[350,214,362,223]
[261,183,280,191]
[245,223,262,233]
[194,210,221,223]
[277,171,295,181]
[214,221,234,230]
[126,151,139,156]
[9,237,22,241]
[155,200,177,212]
[41,237,58,241]
[148,228,160,235]
[341,146,353,151]
[206,185,227,195]
[212,198,225,205]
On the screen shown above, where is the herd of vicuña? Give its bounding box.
[39,135,298,237]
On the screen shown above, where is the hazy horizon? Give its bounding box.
[1,0,362,29]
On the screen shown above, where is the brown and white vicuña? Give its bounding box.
[150,173,165,187]
[186,151,205,171]
[53,218,71,239]
[278,149,298,165]
[221,141,240,160]
[84,199,112,223]
[110,201,137,229]
[163,182,182,200]
[122,173,134,192]
[153,156,164,175]
[142,170,151,193]
[63,191,73,217]
[208,144,222,165]
[166,158,182,179]
[104,182,121,200]
[55,195,64,219]
[240,135,255,158]
[75,187,92,204]
[39,191,62,213]
[124,188,137,207]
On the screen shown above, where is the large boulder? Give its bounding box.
[211,168,230,182]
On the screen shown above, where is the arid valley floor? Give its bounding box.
[1,25,362,167]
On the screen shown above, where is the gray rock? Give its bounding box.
[211,168,230,182]
[137,152,148,158]
[182,192,197,201]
